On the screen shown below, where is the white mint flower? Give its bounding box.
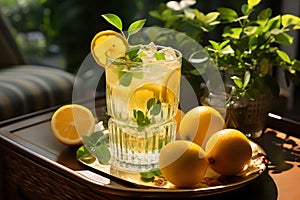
[184,8,195,19]
[166,0,196,11]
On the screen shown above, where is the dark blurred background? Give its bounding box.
[1,0,299,121]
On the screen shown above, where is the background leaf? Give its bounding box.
[231,76,243,89]
[274,32,293,45]
[222,27,242,39]
[276,50,291,63]
[217,7,238,22]
[248,0,261,8]
[243,71,251,89]
[281,14,300,27]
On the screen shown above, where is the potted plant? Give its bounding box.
[150,0,300,137]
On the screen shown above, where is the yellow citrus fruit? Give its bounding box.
[205,129,252,176]
[179,106,225,148]
[51,104,95,146]
[91,30,129,67]
[173,109,185,138]
[159,140,208,187]
[128,83,177,116]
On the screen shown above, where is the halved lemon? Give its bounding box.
[51,104,96,146]
[91,30,129,67]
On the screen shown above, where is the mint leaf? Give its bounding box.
[91,131,103,143]
[140,168,162,182]
[96,134,109,146]
[155,53,166,60]
[128,19,146,37]
[147,98,156,110]
[136,110,151,126]
[82,136,96,147]
[102,14,122,31]
[140,171,155,182]
[76,146,96,164]
[76,146,91,160]
[125,45,141,60]
[150,103,161,116]
[119,72,133,86]
[136,110,146,125]
[95,145,111,164]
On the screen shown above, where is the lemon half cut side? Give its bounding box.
[51,104,96,146]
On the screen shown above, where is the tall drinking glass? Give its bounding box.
[105,45,182,172]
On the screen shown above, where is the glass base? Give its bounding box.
[108,119,176,172]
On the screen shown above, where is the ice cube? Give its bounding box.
[141,53,157,63]
[139,42,158,63]
[143,42,157,52]
[158,47,177,60]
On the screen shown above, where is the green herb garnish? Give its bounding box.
[133,98,161,127]
[102,13,146,43]
[102,14,146,87]
[76,146,96,164]
[140,168,162,182]
[80,130,111,164]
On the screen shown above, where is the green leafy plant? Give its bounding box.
[149,0,220,43]
[205,0,300,99]
[151,0,300,100]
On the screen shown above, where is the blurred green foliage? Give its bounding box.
[0,0,280,73]
[1,0,162,73]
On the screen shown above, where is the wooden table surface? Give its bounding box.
[1,98,300,199]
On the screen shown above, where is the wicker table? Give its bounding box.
[1,98,300,200]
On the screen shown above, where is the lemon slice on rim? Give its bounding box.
[91,30,129,67]
[51,104,96,146]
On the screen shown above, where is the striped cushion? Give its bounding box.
[0,65,77,121]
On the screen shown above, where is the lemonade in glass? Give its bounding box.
[106,43,182,171]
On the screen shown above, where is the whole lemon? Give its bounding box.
[179,106,225,148]
[205,129,252,176]
[159,140,208,187]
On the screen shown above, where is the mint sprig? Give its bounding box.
[101,14,146,87]
[133,98,162,127]
[80,130,111,164]
[102,13,146,41]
